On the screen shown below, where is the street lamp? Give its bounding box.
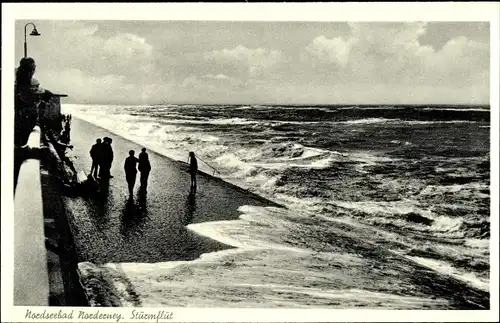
[24,22,41,58]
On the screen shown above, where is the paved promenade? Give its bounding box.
[64,118,279,264]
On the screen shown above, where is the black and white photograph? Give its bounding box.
[2,3,499,322]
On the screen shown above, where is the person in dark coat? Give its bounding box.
[89,138,102,178]
[98,138,108,179]
[124,150,139,196]
[62,120,71,143]
[99,137,114,179]
[60,128,71,145]
[187,151,198,191]
[138,148,152,190]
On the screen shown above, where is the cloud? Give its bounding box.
[303,35,353,66]
[204,45,282,77]
[103,33,153,59]
[202,74,231,80]
[24,21,155,79]
[17,21,488,105]
[301,22,489,87]
[419,22,490,51]
[182,74,246,90]
[182,76,200,88]
[39,68,132,102]
[37,67,178,105]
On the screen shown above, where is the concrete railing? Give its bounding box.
[14,126,49,306]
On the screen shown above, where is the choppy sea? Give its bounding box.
[63,103,490,307]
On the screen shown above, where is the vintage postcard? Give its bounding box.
[1,2,499,322]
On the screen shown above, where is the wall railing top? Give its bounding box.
[13,126,49,306]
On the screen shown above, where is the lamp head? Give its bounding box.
[30,28,41,36]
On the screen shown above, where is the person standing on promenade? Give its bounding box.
[138,148,151,190]
[124,150,139,196]
[99,137,114,179]
[89,138,102,178]
[107,137,114,178]
[98,138,108,179]
[187,152,198,191]
[62,118,71,143]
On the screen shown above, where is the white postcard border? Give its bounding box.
[2,2,499,322]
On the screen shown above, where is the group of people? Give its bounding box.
[124,148,152,195]
[90,138,152,195]
[89,137,115,180]
[89,138,198,196]
[63,114,72,123]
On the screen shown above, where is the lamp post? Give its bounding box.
[24,23,41,58]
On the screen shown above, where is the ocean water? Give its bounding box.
[63,103,491,307]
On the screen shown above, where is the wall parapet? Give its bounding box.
[14,126,49,306]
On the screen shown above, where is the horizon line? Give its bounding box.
[63,102,491,107]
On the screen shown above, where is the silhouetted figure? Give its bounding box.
[55,138,73,155]
[60,128,71,145]
[99,137,114,179]
[187,151,198,191]
[106,138,114,178]
[138,148,151,190]
[124,150,139,196]
[90,139,102,178]
[14,57,53,147]
[63,120,71,142]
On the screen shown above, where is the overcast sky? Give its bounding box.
[14,20,490,105]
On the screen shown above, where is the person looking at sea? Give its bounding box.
[138,148,151,190]
[124,150,139,196]
[99,137,114,180]
[187,152,198,191]
[90,138,102,178]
